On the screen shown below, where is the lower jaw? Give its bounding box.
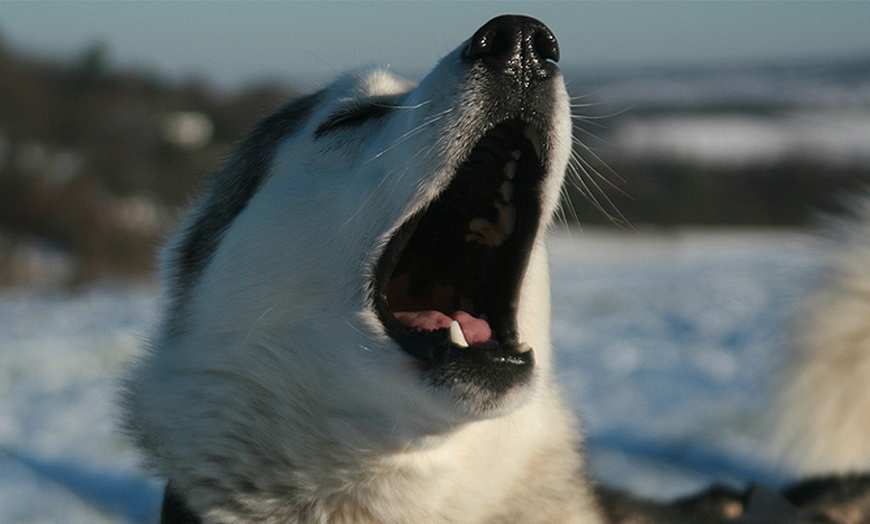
[423,354,535,417]
[410,330,535,411]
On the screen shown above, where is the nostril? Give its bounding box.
[464,24,513,61]
[533,28,560,63]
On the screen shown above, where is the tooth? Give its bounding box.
[450,320,469,348]
[517,342,533,354]
[469,218,492,235]
[499,181,514,202]
[503,160,517,180]
[511,149,522,160]
[469,217,506,247]
[497,202,516,237]
[523,125,542,158]
[468,203,516,247]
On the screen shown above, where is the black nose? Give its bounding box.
[463,15,559,75]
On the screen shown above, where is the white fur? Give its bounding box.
[775,200,870,475]
[125,39,603,522]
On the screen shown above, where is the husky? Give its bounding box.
[125,14,870,524]
[124,15,605,523]
[775,198,870,476]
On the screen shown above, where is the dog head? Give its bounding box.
[136,15,572,456]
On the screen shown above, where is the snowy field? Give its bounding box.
[0,228,824,523]
[582,60,870,168]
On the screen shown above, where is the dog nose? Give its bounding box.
[463,15,559,76]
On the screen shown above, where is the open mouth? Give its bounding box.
[372,120,545,377]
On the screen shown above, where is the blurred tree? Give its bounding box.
[71,41,110,88]
[0,39,304,285]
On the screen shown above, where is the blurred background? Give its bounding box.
[1,2,870,522]
[1,1,869,287]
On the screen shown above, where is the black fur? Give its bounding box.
[167,91,323,335]
[161,483,201,524]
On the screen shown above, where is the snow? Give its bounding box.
[0,283,163,523]
[575,61,870,168]
[0,229,824,522]
[612,110,870,167]
[549,228,820,498]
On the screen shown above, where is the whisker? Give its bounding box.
[338,108,453,227]
[555,184,581,230]
[570,105,634,120]
[572,136,627,192]
[565,143,632,228]
[368,108,453,162]
[243,304,278,347]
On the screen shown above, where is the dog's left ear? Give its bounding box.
[160,483,201,524]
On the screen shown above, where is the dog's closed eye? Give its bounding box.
[316,99,393,136]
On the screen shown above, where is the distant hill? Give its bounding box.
[0,39,297,286]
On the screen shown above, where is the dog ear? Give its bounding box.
[160,483,201,524]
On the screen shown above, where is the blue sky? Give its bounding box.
[2,1,870,90]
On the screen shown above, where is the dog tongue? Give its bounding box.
[451,311,492,345]
[393,310,492,346]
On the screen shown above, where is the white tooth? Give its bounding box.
[517,342,533,354]
[469,218,492,235]
[469,217,507,247]
[450,320,469,348]
[499,181,514,202]
[468,204,515,247]
[497,202,516,237]
[511,149,522,160]
[523,125,542,158]
[503,160,517,180]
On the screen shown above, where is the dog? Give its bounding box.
[124,15,604,523]
[124,15,870,524]
[775,198,870,477]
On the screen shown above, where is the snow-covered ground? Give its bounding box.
[0,282,162,523]
[549,228,820,498]
[0,228,824,522]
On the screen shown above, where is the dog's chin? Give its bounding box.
[371,120,548,416]
[422,350,537,418]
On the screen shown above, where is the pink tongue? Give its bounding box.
[451,311,492,345]
[393,309,492,346]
